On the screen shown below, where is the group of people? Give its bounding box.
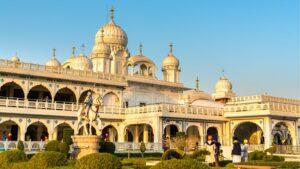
[231,136,249,163]
[1,131,12,141]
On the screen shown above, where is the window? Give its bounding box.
[139,102,146,107]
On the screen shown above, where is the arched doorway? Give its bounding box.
[164,124,179,139]
[27,85,52,101]
[138,124,154,143]
[207,127,218,141]
[79,90,95,103]
[54,87,76,103]
[234,122,263,144]
[125,129,133,142]
[25,122,48,141]
[102,125,118,142]
[0,120,20,141]
[103,92,119,106]
[186,126,200,149]
[0,82,24,99]
[54,123,74,141]
[272,122,292,145]
[78,124,96,135]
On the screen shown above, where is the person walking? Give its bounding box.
[214,140,221,166]
[205,135,216,166]
[241,139,249,162]
[232,137,242,163]
[2,131,7,141]
[7,133,12,141]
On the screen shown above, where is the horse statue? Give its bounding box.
[77,92,103,135]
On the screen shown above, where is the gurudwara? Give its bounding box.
[0,8,299,156]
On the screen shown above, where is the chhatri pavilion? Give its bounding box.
[0,8,299,154]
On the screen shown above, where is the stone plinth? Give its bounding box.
[72,135,101,159]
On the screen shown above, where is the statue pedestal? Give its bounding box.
[72,135,101,159]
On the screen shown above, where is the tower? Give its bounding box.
[162,43,180,83]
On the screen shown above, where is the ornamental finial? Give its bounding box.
[52,48,56,59]
[196,76,200,91]
[100,29,105,41]
[139,42,143,55]
[71,46,76,57]
[110,6,115,21]
[169,42,173,54]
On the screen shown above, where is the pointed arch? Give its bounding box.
[27,84,52,101]
[103,91,120,107]
[54,87,76,103]
[0,81,24,99]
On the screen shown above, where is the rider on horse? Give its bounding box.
[82,92,93,117]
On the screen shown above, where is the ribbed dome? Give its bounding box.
[215,76,232,92]
[46,57,61,68]
[71,54,93,71]
[95,20,128,47]
[11,55,20,63]
[92,29,111,57]
[163,53,179,68]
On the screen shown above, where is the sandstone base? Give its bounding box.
[72,135,101,159]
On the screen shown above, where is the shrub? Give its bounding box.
[45,140,60,152]
[161,149,184,160]
[0,150,28,169]
[264,146,277,155]
[75,153,121,169]
[219,160,233,167]
[263,155,284,162]
[63,128,74,146]
[11,162,30,169]
[190,149,210,161]
[29,151,67,169]
[248,150,266,160]
[122,158,147,169]
[99,140,116,154]
[140,142,146,158]
[150,158,210,169]
[174,132,186,150]
[17,141,24,151]
[58,142,70,155]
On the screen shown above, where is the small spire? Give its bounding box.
[195,76,200,91]
[71,46,76,58]
[221,69,225,77]
[100,29,105,41]
[81,44,86,55]
[169,42,173,55]
[52,48,56,59]
[139,43,143,55]
[109,6,115,21]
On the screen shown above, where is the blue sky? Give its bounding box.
[0,0,299,98]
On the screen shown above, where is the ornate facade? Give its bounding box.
[0,8,299,153]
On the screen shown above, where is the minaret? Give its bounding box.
[91,29,111,73]
[162,43,180,83]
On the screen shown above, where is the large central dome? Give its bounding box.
[95,8,128,47]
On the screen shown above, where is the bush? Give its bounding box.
[17,141,24,151]
[150,158,210,169]
[263,155,284,162]
[99,141,116,154]
[219,160,233,167]
[122,158,147,169]
[29,151,67,169]
[11,162,30,169]
[0,150,28,169]
[75,153,121,169]
[45,140,60,152]
[58,142,70,155]
[190,149,210,161]
[248,150,266,160]
[140,142,146,158]
[63,128,74,146]
[278,162,300,169]
[174,132,186,150]
[162,149,184,160]
[264,146,277,155]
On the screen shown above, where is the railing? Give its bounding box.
[275,145,300,155]
[125,103,224,116]
[0,141,163,153]
[0,59,125,82]
[248,144,265,152]
[228,95,300,105]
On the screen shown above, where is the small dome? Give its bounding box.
[92,29,111,57]
[11,55,20,63]
[71,53,93,71]
[128,55,155,66]
[162,53,179,68]
[95,8,127,47]
[215,76,232,93]
[46,57,61,68]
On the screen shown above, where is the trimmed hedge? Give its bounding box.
[248,150,266,160]
[45,140,60,152]
[263,155,284,162]
[189,149,210,161]
[162,149,185,160]
[58,142,70,155]
[99,141,116,154]
[29,151,67,169]
[0,150,28,169]
[75,153,121,169]
[17,141,24,151]
[150,159,210,169]
[122,158,147,169]
[63,128,74,146]
[278,162,300,169]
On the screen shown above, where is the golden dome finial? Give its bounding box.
[169,42,173,54]
[71,46,76,58]
[110,6,115,21]
[139,42,143,55]
[52,48,56,59]
[81,44,86,55]
[100,29,105,41]
[196,76,200,91]
[221,69,225,77]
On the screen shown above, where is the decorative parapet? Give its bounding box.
[0,59,126,86]
[228,94,300,105]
